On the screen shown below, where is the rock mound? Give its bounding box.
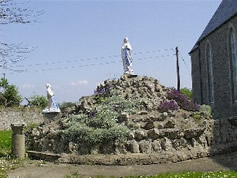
[26,75,237,165]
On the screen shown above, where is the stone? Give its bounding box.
[157,123,164,129]
[134,130,147,141]
[128,132,135,140]
[11,123,25,159]
[147,128,160,140]
[138,111,148,115]
[139,140,152,154]
[161,112,168,120]
[164,120,176,128]
[117,112,129,123]
[152,140,162,152]
[161,129,184,139]
[127,140,140,153]
[143,121,155,130]
[184,128,205,139]
[191,138,198,147]
[161,137,172,151]
[68,142,77,153]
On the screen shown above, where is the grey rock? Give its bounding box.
[127,140,140,153]
[161,112,168,120]
[138,111,148,115]
[147,128,160,140]
[139,140,152,154]
[184,128,205,139]
[143,121,155,130]
[152,140,162,152]
[164,120,176,128]
[135,130,147,141]
[128,132,135,140]
[161,137,172,151]
[157,123,164,129]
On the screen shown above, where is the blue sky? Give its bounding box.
[2,0,222,103]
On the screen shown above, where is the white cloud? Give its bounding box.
[69,80,89,87]
[21,84,34,89]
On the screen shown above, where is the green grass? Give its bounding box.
[66,171,237,178]
[0,130,12,157]
[0,130,12,177]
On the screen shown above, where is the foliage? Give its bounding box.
[199,104,212,116]
[191,113,202,123]
[180,88,193,100]
[59,102,75,109]
[30,95,48,109]
[167,89,199,112]
[62,115,129,146]
[158,100,179,112]
[59,94,145,146]
[0,130,12,157]
[0,78,22,107]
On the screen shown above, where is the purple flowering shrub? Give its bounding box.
[159,100,179,112]
[167,89,199,111]
[94,82,114,96]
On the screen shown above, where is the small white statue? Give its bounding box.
[42,83,60,113]
[121,37,134,75]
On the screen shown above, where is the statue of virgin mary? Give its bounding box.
[121,37,134,75]
[42,83,60,113]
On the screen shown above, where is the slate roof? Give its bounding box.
[190,0,237,53]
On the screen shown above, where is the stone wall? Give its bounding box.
[26,114,237,165]
[0,108,44,130]
[190,15,237,119]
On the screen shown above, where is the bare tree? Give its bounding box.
[0,0,42,72]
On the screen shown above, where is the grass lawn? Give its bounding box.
[65,171,237,178]
[0,130,12,178]
[0,130,12,157]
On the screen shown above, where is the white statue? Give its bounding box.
[121,37,134,75]
[42,83,60,113]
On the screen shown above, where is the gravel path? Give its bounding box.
[7,152,237,178]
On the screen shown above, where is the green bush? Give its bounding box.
[31,95,48,109]
[59,102,75,110]
[180,88,193,100]
[0,78,22,107]
[58,94,144,146]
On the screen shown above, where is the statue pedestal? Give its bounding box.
[43,112,61,124]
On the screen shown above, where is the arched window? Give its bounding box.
[229,28,237,102]
[206,41,214,103]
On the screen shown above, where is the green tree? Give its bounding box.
[30,95,48,109]
[180,88,193,100]
[0,77,22,107]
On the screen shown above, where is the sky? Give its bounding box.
[1,0,222,104]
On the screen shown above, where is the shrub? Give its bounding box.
[159,100,179,112]
[167,89,199,111]
[0,78,22,107]
[180,88,193,100]
[31,95,48,109]
[61,114,129,146]
[199,104,212,116]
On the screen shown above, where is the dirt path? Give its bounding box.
[7,152,237,178]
